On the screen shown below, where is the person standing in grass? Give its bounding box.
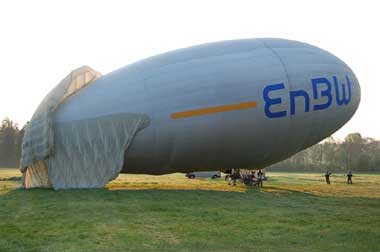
[325,170,332,184]
[346,171,353,184]
[257,169,264,187]
[228,169,239,186]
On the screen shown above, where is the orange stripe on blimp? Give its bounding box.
[171,101,258,119]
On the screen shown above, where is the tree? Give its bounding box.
[321,137,339,170]
[341,133,364,171]
[0,118,26,167]
[0,118,17,166]
[357,154,371,171]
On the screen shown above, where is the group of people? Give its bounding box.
[324,170,353,184]
[226,169,265,187]
[225,168,355,186]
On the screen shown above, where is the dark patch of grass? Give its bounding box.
[0,176,21,181]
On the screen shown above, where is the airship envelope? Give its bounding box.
[20,38,361,189]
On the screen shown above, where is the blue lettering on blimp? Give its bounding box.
[263,75,352,118]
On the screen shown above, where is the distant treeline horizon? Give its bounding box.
[0,117,379,172]
[269,133,380,172]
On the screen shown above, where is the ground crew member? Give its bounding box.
[257,169,264,187]
[325,170,332,184]
[228,169,239,186]
[346,171,353,184]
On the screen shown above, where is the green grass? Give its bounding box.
[0,168,380,252]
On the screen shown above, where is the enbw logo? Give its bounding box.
[263,75,352,118]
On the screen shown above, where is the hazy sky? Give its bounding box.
[0,0,379,139]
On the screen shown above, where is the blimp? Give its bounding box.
[20,38,361,189]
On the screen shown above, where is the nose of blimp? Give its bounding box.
[315,65,361,140]
[353,73,361,109]
[319,66,361,141]
[344,68,361,121]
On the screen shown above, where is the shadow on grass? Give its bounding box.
[0,183,318,202]
[0,176,21,181]
[2,178,379,202]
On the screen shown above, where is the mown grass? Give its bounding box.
[0,168,379,252]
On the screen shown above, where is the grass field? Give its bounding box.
[0,168,379,252]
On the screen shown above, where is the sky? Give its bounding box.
[0,0,379,140]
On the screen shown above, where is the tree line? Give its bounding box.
[0,117,379,171]
[270,133,380,172]
[0,118,25,167]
